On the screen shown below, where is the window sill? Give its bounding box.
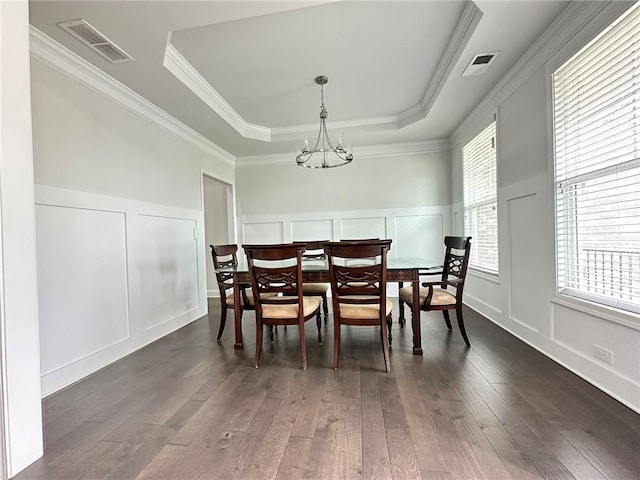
[468,268,500,284]
[552,295,640,331]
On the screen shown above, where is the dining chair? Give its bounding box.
[243,243,322,370]
[210,244,251,342]
[324,239,393,373]
[398,236,472,346]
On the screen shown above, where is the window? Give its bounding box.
[552,3,640,315]
[463,121,498,275]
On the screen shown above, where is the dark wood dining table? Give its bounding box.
[216,256,441,355]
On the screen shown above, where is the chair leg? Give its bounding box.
[333,321,341,370]
[322,293,329,325]
[398,283,405,327]
[442,310,453,330]
[387,314,393,346]
[380,321,392,374]
[299,321,307,371]
[217,302,227,341]
[269,326,274,343]
[255,321,264,368]
[316,311,323,345]
[456,305,470,346]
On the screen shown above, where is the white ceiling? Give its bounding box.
[29,0,570,159]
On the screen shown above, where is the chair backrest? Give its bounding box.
[323,239,392,313]
[242,243,307,317]
[210,244,238,296]
[441,236,472,287]
[296,240,329,260]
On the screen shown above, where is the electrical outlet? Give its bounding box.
[594,345,614,365]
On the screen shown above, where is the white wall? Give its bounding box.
[30,59,232,210]
[235,151,452,262]
[0,1,44,476]
[236,151,451,216]
[29,36,233,396]
[450,2,640,412]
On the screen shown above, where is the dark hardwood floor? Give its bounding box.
[16,299,640,480]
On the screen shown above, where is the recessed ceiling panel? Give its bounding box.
[170,1,465,128]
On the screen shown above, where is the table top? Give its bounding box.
[215,256,442,274]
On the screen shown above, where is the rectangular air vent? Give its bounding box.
[58,19,134,64]
[462,52,499,76]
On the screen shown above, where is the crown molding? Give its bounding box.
[235,139,450,168]
[163,44,270,142]
[450,0,632,145]
[399,2,483,128]
[269,114,401,142]
[29,26,235,166]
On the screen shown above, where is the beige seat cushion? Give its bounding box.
[398,286,456,306]
[302,282,329,294]
[225,291,277,307]
[261,296,322,319]
[338,299,393,320]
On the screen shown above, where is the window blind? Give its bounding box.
[463,121,498,275]
[553,3,640,314]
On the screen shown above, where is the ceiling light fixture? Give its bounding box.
[296,76,353,169]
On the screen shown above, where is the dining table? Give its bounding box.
[216,256,441,355]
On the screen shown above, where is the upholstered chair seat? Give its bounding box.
[398,286,456,306]
[262,296,322,319]
[339,299,393,320]
[301,282,329,294]
[225,291,278,307]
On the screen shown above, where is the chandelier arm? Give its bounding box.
[310,118,324,152]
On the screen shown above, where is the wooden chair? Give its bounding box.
[398,236,472,346]
[324,239,393,373]
[243,243,322,370]
[210,244,251,342]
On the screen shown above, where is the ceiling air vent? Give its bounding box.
[58,19,134,64]
[462,52,499,76]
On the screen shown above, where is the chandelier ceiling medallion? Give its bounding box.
[296,76,353,169]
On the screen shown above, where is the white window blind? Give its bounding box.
[463,121,498,275]
[553,3,640,314]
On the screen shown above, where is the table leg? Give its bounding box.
[411,279,423,355]
[233,275,243,350]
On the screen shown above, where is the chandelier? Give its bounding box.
[296,76,353,169]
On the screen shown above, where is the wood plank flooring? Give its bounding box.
[15,299,640,480]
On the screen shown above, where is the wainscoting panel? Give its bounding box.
[137,215,199,332]
[507,192,540,333]
[340,216,387,240]
[394,214,443,259]
[239,206,452,259]
[291,219,333,242]
[35,185,207,396]
[243,221,284,245]
[36,204,130,376]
